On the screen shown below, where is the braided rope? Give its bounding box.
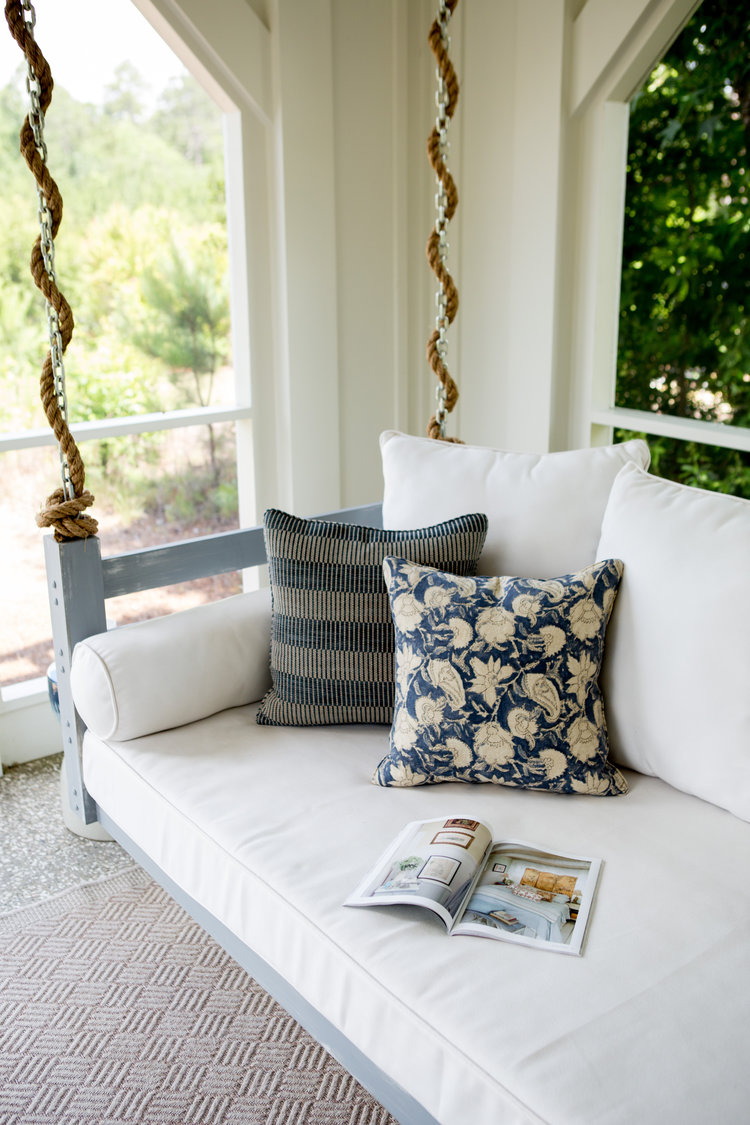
[426,0,462,443]
[4,0,97,540]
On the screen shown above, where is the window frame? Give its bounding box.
[564,0,750,461]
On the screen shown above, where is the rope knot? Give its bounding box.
[36,488,98,543]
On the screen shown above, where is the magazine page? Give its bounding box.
[345,816,493,930]
[452,842,601,956]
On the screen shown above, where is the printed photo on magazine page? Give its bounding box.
[345,816,601,956]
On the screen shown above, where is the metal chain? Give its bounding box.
[433,0,451,434]
[21,0,73,501]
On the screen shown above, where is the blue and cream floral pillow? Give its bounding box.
[374,556,628,795]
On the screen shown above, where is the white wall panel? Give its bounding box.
[271,0,341,515]
[453,0,515,448]
[331,1,407,507]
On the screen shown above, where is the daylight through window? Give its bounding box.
[0,0,244,690]
[616,0,750,497]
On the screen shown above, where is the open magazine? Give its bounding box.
[346,816,601,955]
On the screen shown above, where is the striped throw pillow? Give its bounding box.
[255,509,488,726]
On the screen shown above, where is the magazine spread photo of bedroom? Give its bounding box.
[346,816,601,956]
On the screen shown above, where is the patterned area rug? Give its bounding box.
[0,866,395,1125]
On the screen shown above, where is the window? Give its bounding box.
[614,0,750,497]
[0,0,252,699]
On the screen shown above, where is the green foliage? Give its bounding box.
[149,76,225,170]
[44,86,224,227]
[121,425,238,526]
[616,428,750,498]
[618,0,750,496]
[0,57,234,522]
[136,227,231,408]
[102,62,148,123]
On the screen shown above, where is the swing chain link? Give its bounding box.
[430,0,457,438]
[20,0,74,500]
[434,0,451,382]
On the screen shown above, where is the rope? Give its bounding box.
[426,0,462,443]
[4,0,97,540]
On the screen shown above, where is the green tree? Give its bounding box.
[617,0,750,496]
[102,61,147,123]
[0,63,232,520]
[136,228,231,483]
[149,75,224,169]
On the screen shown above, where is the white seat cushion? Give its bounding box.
[597,463,750,821]
[84,710,750,1124]
[380,430,650,578]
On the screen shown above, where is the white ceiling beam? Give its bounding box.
[130,0,272,121]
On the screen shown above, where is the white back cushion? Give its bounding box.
[597,463,750,821]
[380,430,650,578]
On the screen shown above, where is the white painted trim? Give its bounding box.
[569,0,701,115]
[587,101,631,426]
[591,408,750,453]
[563,0,737,459]
[0,688,61,767]
[130,0,272,121]
[271,0,341,515]
[0,406,253,452]
[131,0,282,522]
[1,677,46,708]
[223,107,275,524]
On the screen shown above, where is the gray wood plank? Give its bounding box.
[44,536,107,824]
[102,526,267,598]
[101,503,383,597]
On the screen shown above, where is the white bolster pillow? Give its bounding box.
[71,589,272,742]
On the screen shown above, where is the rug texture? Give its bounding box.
[0,866,395,1125]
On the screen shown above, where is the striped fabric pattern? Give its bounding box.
[256,509,488,726]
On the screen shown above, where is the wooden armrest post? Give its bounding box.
[44,534,107,825]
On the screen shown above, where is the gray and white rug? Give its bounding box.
[0,867,395,1125]
[0,758,394,1125]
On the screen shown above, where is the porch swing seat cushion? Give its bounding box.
[79,679,750,1125]
[71,444,750,1125]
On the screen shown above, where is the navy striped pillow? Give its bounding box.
[256,510,488,726]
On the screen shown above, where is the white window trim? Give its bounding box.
[591,408,750,453]
[0,406,253,453]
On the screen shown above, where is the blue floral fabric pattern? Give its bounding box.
[374,557,628,795]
